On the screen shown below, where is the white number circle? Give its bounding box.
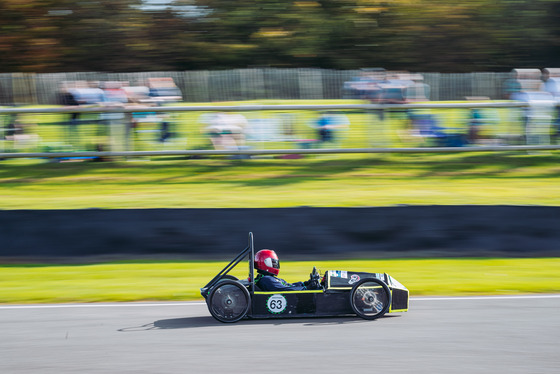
[267,294,287,314]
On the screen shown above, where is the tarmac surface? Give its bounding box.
[1,295,559,373]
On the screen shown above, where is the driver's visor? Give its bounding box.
[264,257,280,269]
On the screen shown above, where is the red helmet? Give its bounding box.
[254,249,280,276]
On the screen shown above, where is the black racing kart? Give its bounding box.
[200,233,409,323]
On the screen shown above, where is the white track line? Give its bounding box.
[411,295,560,301]
[0,295,559,310]
[0,302,207,310]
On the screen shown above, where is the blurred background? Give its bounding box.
[1,0,559,157]
[1,0,559,73]
[1,5,559,372]
[1,67,559,157]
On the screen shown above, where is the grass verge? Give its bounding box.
[1,258,559,303]
[1,152,560,209]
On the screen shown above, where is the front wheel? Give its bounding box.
[350,278,391,320]
[207,280,250,323]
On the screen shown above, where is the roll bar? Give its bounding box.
[201,232,256,294]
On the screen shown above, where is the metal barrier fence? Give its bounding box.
[0,70,515,105]
[1,101,559,159]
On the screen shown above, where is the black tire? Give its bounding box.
[207,280,250,323]
[220,274,238,281]
[350,278,391,320]
[202,275,239,304]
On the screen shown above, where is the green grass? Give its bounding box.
[1,152,559,209]
[1,153,559,303]
[1,258,558,303]
[1,102,559,303]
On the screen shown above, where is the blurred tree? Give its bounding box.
[194,0,392,68]
[0,0,64,72]
[0,0,204,72]
[0,0,558,72]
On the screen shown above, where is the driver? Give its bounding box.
[253,249,321,291]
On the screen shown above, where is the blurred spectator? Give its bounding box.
[59,84,80,107]
[503,69,542,100]
[4,114,39,149]
[147,78,182,103]
[379,72,430,104]
[505,69,556,145]
[541,70,560,142]
[122,86,151,103]
[343,68,385,101]
[99,82,127,152]
[102,81,128,104]
[512,91,556,145]
[314,111,350,145]
[58,82,81,128]
[467,108,484,144]
[343,69,429,103]
[200,112,249,150]
[158,114,173,143]
[57,81,107,148]
[406,111,467,147]
[542,77,560,98]
[69,82,106,105]
[502,74,522,100]
[541,68,560,87]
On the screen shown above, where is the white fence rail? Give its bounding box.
[0,101,531,114]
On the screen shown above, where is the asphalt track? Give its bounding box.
[1,295,559,374]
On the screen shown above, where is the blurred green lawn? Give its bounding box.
[1,152,560,209]
[1,100,559,302]
[1,258,558,303]
[1,152,559,303]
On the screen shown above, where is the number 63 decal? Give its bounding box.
[266,294,287,314]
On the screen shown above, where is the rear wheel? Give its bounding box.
[350,278,391,320]
[219,274,238,281]
[207,280,250,323]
